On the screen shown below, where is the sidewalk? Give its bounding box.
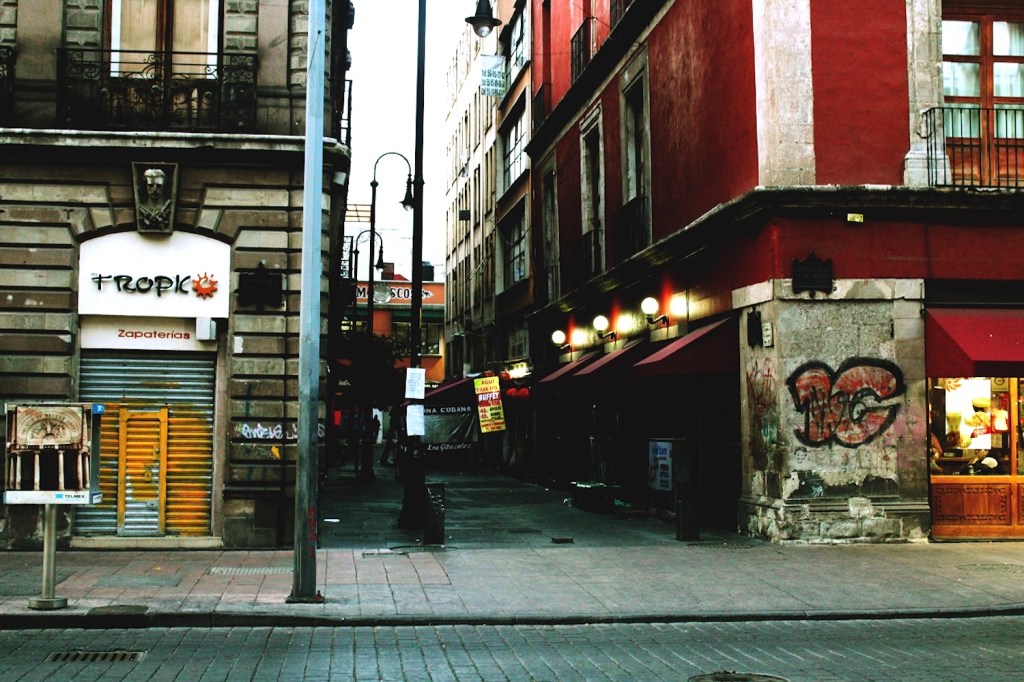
[1,466,1023,629]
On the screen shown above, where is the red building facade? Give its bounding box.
[525,0,1024,542]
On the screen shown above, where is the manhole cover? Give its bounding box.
[45,650,145,663]
[208,566,292,576]
[690,673,788,682]
[958,563,1024,574]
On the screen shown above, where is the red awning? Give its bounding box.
[632,317,737,377]
[537,351,600,386]
[423,377,475,405]
[925,308,1024,377]
[572,338,649,382]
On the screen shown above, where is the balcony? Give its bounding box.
[533,82,550,134]
[0,46,14,125]
[568,229,603,288]
[610,0,636,29]
[56,48,257,133]
[612,195,647,262]
[924,105,1024,189]
[571,18,596,84]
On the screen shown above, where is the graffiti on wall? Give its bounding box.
[787,358,904,448]
[236,422,326,441]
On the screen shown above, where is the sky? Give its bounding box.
[345,1,475,281]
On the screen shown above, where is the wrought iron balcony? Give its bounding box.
[541,264,561,305]
[333,78,353,146]
[924,105,1024,189]
[0,46,14,126]
[56,48,257,133]
[568,229,603,288]
[612,195,647,262]
[610,0,636,29]
[533,82,550,134]
[571,18,596,84]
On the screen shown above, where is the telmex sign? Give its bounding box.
[79,232,230,318]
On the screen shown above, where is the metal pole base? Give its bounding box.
[28,596,68,610]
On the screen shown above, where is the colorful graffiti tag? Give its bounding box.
[787,358,904,447]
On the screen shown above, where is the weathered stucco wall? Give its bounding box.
[739,278,930,543]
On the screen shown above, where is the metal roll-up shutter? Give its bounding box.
[77,351,216,537]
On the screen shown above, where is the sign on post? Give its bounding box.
[4,403,103,505]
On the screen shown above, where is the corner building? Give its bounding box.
[0,1,353,548]
[526,0,1024,542]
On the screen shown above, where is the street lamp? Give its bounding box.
[466,0,501,37]
[368,151,413,337]
[351,229,386,328]
[397,1,502,529]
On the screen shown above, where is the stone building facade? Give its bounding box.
[0,0,353,548]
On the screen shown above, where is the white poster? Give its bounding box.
[648,440,673,492]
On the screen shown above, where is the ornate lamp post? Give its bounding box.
[368,152,414,335]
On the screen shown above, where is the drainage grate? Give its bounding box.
[688,542,758,550]
[208,566,292,576]
[690,673,788,682]
[45,650,145,663]
[958,563,1024,574]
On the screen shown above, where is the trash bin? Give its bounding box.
[423,482,445,545]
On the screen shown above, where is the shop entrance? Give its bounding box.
[76,351,215,537]
[928,376,1024,539]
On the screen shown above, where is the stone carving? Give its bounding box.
[133,162,178,233]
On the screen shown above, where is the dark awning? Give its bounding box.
[925,308,1024,376]
[632,317,737,377]
[572,338,650,383]
[536,351,600,387]
[424,377,476,405]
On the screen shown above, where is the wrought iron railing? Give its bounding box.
[568,229,603,288]
[610,0,636,29]
[56,48,257,133]
[924,105,1024,189]
[571,18,596,84]
[0,46,15,125]
[533,82,550,133]
[612,195,647,262]
[333,78,353,146]
[541,264,561,304]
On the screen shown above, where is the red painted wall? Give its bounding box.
[645,0,760,239]
[810,1,910,185]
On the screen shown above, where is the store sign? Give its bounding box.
[481,55,507,98]
[79,232,230,318]
[80,316,216,351]
[792,252,833,295]
[474,376,506,433]
[355,282,441,304]
[648,441,674,492]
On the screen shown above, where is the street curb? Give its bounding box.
[3,603,1024,630]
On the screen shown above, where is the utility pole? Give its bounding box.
[289,0,325,603]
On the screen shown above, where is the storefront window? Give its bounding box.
[928,377,1016,477]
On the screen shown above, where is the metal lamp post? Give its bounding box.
[368,152,413,337]
[351,228,387,330]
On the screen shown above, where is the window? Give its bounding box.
[580,110,604,235]
[942,11,1024,185]
[500,206,528,290]
[616,53,651,260]
[509,10,527,73]
[576,108,605,281]
[502,109,527,191]
[391,323,441,356]
[111,0,220,69]
[540,164,560,302]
